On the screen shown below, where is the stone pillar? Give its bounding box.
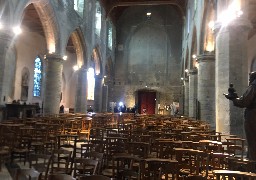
[0,31,12,105]
[188,69,198,118]
[75,66,87,113]
[215,17,251,137]
[179,85,185,115]
[184,79,189,116]
[102,84,108,112]
[197,53,215,129]
[43,54,63,115]
[94,75,103,112]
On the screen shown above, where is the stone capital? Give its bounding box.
[214,17,252,35]
[196,53,215,63]
[44,54,64,62]
[95,74,103,79]
[228,17,252,30]
[213,21,222,35]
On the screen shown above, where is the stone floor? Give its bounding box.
[0,164,13,180]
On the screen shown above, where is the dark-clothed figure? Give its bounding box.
[225,71,256,160]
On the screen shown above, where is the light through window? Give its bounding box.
[95,1,101,36]
[74,0,84,17]
[33,56,42,97]
[87,67,95,100]
[108,25,113,50]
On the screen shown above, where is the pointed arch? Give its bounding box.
[200,0,215,54]
[92,47,102,76]
[66,28,87,68]
[190,26,197,69]
[16,0,59,54]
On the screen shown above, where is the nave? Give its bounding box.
[0,113,255,180]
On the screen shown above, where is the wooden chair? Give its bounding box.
[73,158,98,178]
[12,134,32,165]
[89,127,105,141]
[82,152,104,174]
[57,134,78,170]
[141,158,179,180]
[113,154,142,180]
[226,137,245,159]
[213,170,246,180]
[48,174,75,180]
[79,175,111,180]
[185,175,207,180]
[15,168,42,180]
[80,143,96,155]
[29,153,52,180]
[105,137,127,166]
[50,149,72,175]
[127,142,150,158]
[0,131,14,171]
[79,118,92,140]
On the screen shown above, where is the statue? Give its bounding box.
[225,72,256,160]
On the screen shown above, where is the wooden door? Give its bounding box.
[138,91,156,114]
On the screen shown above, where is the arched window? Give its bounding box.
[74,0,84,17]
[33,56,42,97]
[108,23,113,50]
[87,67,95,100]
[95,1,101,36]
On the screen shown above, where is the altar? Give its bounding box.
[5,104,39,119]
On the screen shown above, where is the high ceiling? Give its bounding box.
[101,0,187,23]
[20,0,256,52]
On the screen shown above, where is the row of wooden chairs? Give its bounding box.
[15,168,111,180]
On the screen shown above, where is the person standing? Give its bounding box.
[225,71,256,160]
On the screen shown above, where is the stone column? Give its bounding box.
[215,17,251,137]
[184,79,189,116]
[197,53,215,129]
[94,75,103,112]
[75,66,87,113]
[0,31,12,105]
[188,69,198,118]
[102,84,108,112]
[43,54,63,115]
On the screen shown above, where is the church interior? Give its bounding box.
[1,0,256,179]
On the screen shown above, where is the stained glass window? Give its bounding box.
[33,56,42,97]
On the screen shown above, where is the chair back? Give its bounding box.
[73,158,99,178]
[79,175,111,180]
[29,153,52,180]
[48,174,75,180]
[82,152,104,174]
[15,168,42,180]
[50,148,72,175]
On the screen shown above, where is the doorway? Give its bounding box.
[138,91,156,114]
